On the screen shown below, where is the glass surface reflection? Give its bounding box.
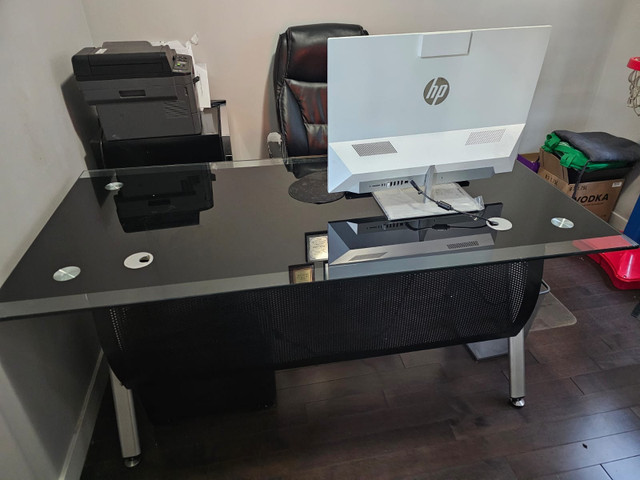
[329,204,502,266]
[113,165,214,232]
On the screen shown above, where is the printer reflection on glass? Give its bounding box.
[114,165,214,233]
[72,41,201,140]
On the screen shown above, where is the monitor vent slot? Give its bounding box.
[447,240,480,250]
[465,129,506,145]
[163,101,189,119]
[349,252,387,262]
[352,141,398,157]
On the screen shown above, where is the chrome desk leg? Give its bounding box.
[110,369,141,467]
[508,329,526,408]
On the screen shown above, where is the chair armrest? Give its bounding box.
[267,132,283,158]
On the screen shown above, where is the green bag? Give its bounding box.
[542,132,628,172]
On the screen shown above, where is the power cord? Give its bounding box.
[404,221,487,232]
[409,180,498,226]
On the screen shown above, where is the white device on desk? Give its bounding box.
[327,25,551,219]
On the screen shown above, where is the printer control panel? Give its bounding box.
[172,54,192,74]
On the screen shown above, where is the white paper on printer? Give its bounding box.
[193,63,211,110]
[152,39,211,111]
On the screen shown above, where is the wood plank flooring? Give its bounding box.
[81,255,640,479]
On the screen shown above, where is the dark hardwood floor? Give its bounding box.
[81,255,640,480]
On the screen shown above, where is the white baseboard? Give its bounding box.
[609,210,628,232]
[59,351,109,480]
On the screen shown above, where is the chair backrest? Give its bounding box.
[273,23,368,157]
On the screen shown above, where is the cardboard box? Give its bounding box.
[517,153,539,173]
[537,149,625,222]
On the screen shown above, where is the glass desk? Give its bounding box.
[0,158,636,466]
[0,159,634,320]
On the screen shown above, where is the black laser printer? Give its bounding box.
[72,41,202,140]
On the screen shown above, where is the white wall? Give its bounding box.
[0,0,96,280]
[585,0,640,228]
[81,0,623,162]
[0,316,104,480]
[0,0,105,478]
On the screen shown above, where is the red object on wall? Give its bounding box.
[590,250,640,289]
[628,57,640,71]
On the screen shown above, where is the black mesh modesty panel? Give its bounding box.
[95,260,542,389]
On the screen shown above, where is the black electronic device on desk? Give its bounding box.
[73,42,229,168]
[89,103,228,168]
[73,41,202,140]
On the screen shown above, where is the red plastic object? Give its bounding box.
[590,250,640,289]
[628,57,640,71]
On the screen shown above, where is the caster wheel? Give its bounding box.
[510,397,525,408]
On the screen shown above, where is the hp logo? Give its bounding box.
[423,77,450,105]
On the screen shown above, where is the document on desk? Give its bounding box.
[373,183,484,220]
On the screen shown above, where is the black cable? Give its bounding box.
[404,222,488,232]
[571,161,590,200]
[409,180,498,226]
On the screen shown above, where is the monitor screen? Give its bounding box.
[327,26,551,194]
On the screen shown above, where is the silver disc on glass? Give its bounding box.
[53,266,81,282]
[124,252,154,269]
[486,217,513,231]
[551,217,574,229]
[105,182,123,191]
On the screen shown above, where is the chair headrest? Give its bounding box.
[280,23,367,82]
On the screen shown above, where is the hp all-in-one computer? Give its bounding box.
[327,26,551,210]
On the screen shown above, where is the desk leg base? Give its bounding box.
[124,455,142,468]
[110,369,142,466]
[508,329,526,405]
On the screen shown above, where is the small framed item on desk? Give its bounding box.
[289,264,315,284]
[305,231,328,263]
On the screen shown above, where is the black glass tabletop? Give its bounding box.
[0,158,635,320]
